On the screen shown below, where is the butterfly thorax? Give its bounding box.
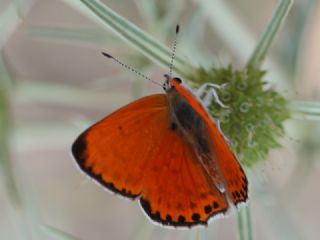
[166,82,225,193]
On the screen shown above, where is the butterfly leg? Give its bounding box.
[196,83,228,108]
[195,83,225,97]
[198,83,231,143]
[202,85,228,108]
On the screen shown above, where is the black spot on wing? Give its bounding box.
[232,192,237,200]
[235,192,240,198]
[204,205,212,214]
[139,198,227,227]
[166,214,172,223]
[178,215,186,223]
[234,166,249,206]
[170,122,178,131]
[240,190,245,198]
[191,213,200,221]
[140,198,205,227]
[213,201,219,209]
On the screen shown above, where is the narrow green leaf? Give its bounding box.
[0,54,21,207]
[29,26,118,45]
[247,0,294,68]
[62,0,191,76]
[194,0,292,90]
[289,100,320,121]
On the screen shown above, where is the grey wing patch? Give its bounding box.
[167,93,225,193]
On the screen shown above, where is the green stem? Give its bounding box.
[289,100,320,115]
[237,211,245,240]
[63,0,191,77]
[237,205,253,240]
[247,0,293,69]
[246,205,253,240]
[289,100,320,120]
[0,55,21,207]
[29,26,119,44]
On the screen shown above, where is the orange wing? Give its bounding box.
[168,79,248,206]
[72,94,228,227]
[72,94,169,198]
[140,128,228,227]
[207,123,248,206]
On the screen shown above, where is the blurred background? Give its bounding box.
[1,0,320,239]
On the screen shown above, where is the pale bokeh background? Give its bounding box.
[1,0,320,239]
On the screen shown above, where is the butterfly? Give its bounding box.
[72,26,248,228]
[72,76,248,227]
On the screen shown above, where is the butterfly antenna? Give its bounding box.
[168,24,180,79]
[101,52,162,87]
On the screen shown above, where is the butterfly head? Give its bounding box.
[163,74,182,92]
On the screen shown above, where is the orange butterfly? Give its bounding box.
[72,27,248,228]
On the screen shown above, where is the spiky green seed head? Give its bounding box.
[187,65,290,167]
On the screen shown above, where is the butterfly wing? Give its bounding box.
[167,78,248,206]
[72,93,228,227]
[72,94,169,198]
[140,128,228,227]
[208,124,248,206]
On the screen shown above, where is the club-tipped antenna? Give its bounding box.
[101,52,162,87]
[168,24,180,79]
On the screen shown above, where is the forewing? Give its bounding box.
[72,94,169,198]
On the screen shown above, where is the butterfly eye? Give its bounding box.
[173,77,182,84]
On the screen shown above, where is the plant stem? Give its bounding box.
[289,100,320,121]
[237,210,245,240]
[237,204,253,240]
[0,55,22,208]
[247,0,293,69]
